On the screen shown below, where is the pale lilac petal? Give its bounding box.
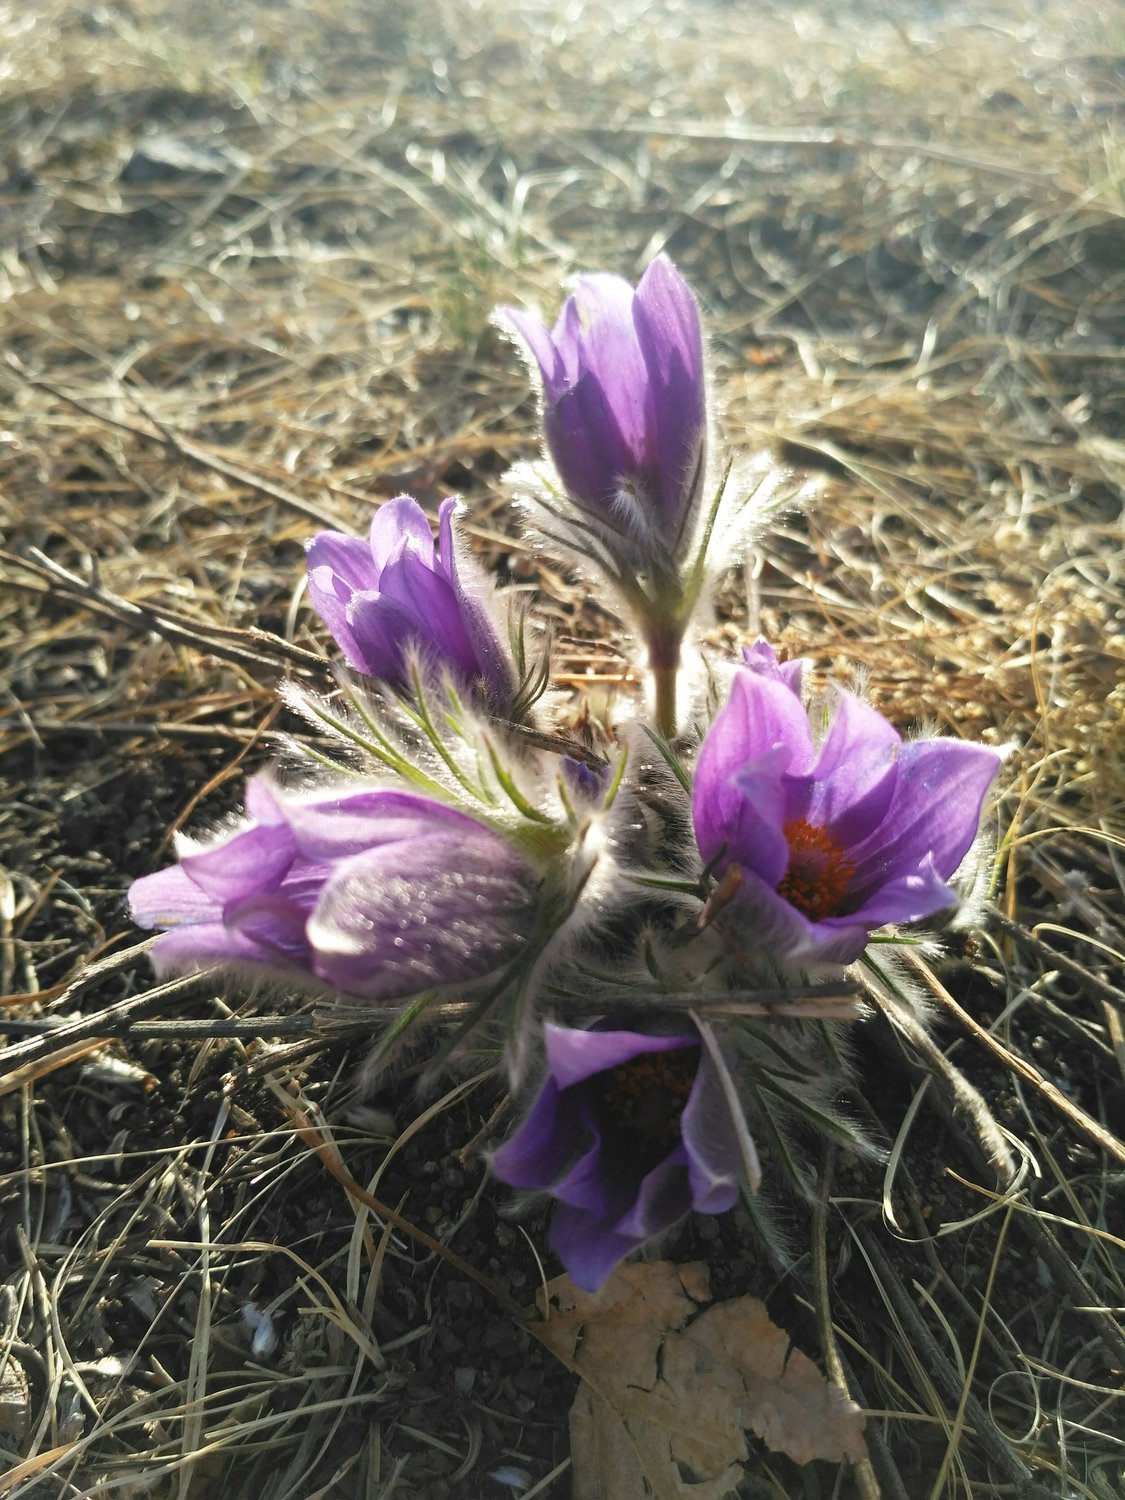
[227,894,312,960]
[133,783,531,1004]
[680,1056,744,1213]
[244,777,285,825]
[435,498,458,585]
[542,1023,696,1091]
[368,495,436,573]
[553,293,587,385]
[149,922,286,974]
[712,669,813,773]
[280,788,478,863]
[306,533,377,668]
[847,739,1000,896]
[305,531,376,595]
[129,865,221,928]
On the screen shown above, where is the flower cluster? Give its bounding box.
[130,256,1002,1291]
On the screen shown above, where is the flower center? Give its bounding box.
[597,1047,698,1153]
[776,818,855,921]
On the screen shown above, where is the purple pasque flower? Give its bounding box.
[692,646,1001,965]
[502,256,707,563]
[491,1022,741,1291]
[306,494,514,709]
[129,776,533,1000]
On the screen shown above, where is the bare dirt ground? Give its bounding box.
[1,1,1122,1496]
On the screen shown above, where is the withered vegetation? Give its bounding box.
[0,1,1122,1496]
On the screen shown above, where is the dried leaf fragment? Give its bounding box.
[537,1261,864,1499]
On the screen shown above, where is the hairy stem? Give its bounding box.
[647,626,682,739]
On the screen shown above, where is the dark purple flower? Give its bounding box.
[491,1022,741,1291]
[692,652,1002,964]
[129,776,533,1000]
[502,256,707,558]
[306,495,514,708]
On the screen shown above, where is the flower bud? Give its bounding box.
[129,776,534,1001]
[306,495,514,710]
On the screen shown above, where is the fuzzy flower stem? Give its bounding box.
[645,620,683,739]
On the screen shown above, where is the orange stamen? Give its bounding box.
[777,818,855,921]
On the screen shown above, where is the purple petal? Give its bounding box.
[344,590,425,681]
[378,550,480,679]
[836,854,956,929]
[732,866,871,965]
[549,1200,640,1292]
[306,533,378,669]
[542,1023,697,1091]
[179,823,296,902]
[551,1146,696,1290]
[245,777,285,825]
[368,494,436,573]
[441,499,516,709]
[725,749,792,885]
[847,739,1000,897]
[307,832,529,999]
[692,669,813,868]
[799,690,900,845]
[227,893,313,960]
[305,531,377,595]
[742,639,807,697]
[632,256,706,532]
[129,865,222,928]
[279,787,481,863]
[569,274,653,461]
[614,1148,693,1240]
[542,380,630,519]
[490,1078,582,1190]
[149,921,294,975]
[500,305,567,400]
[434,498,458,585]
[680,1053,744,1213]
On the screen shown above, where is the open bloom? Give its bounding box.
[306,495,514,709]
[129,777,533,1000]
[491,1022,741,1291]
[502,256,707,564]
[692,644,1002,964]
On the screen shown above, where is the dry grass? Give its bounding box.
[1,0,1122,1495]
